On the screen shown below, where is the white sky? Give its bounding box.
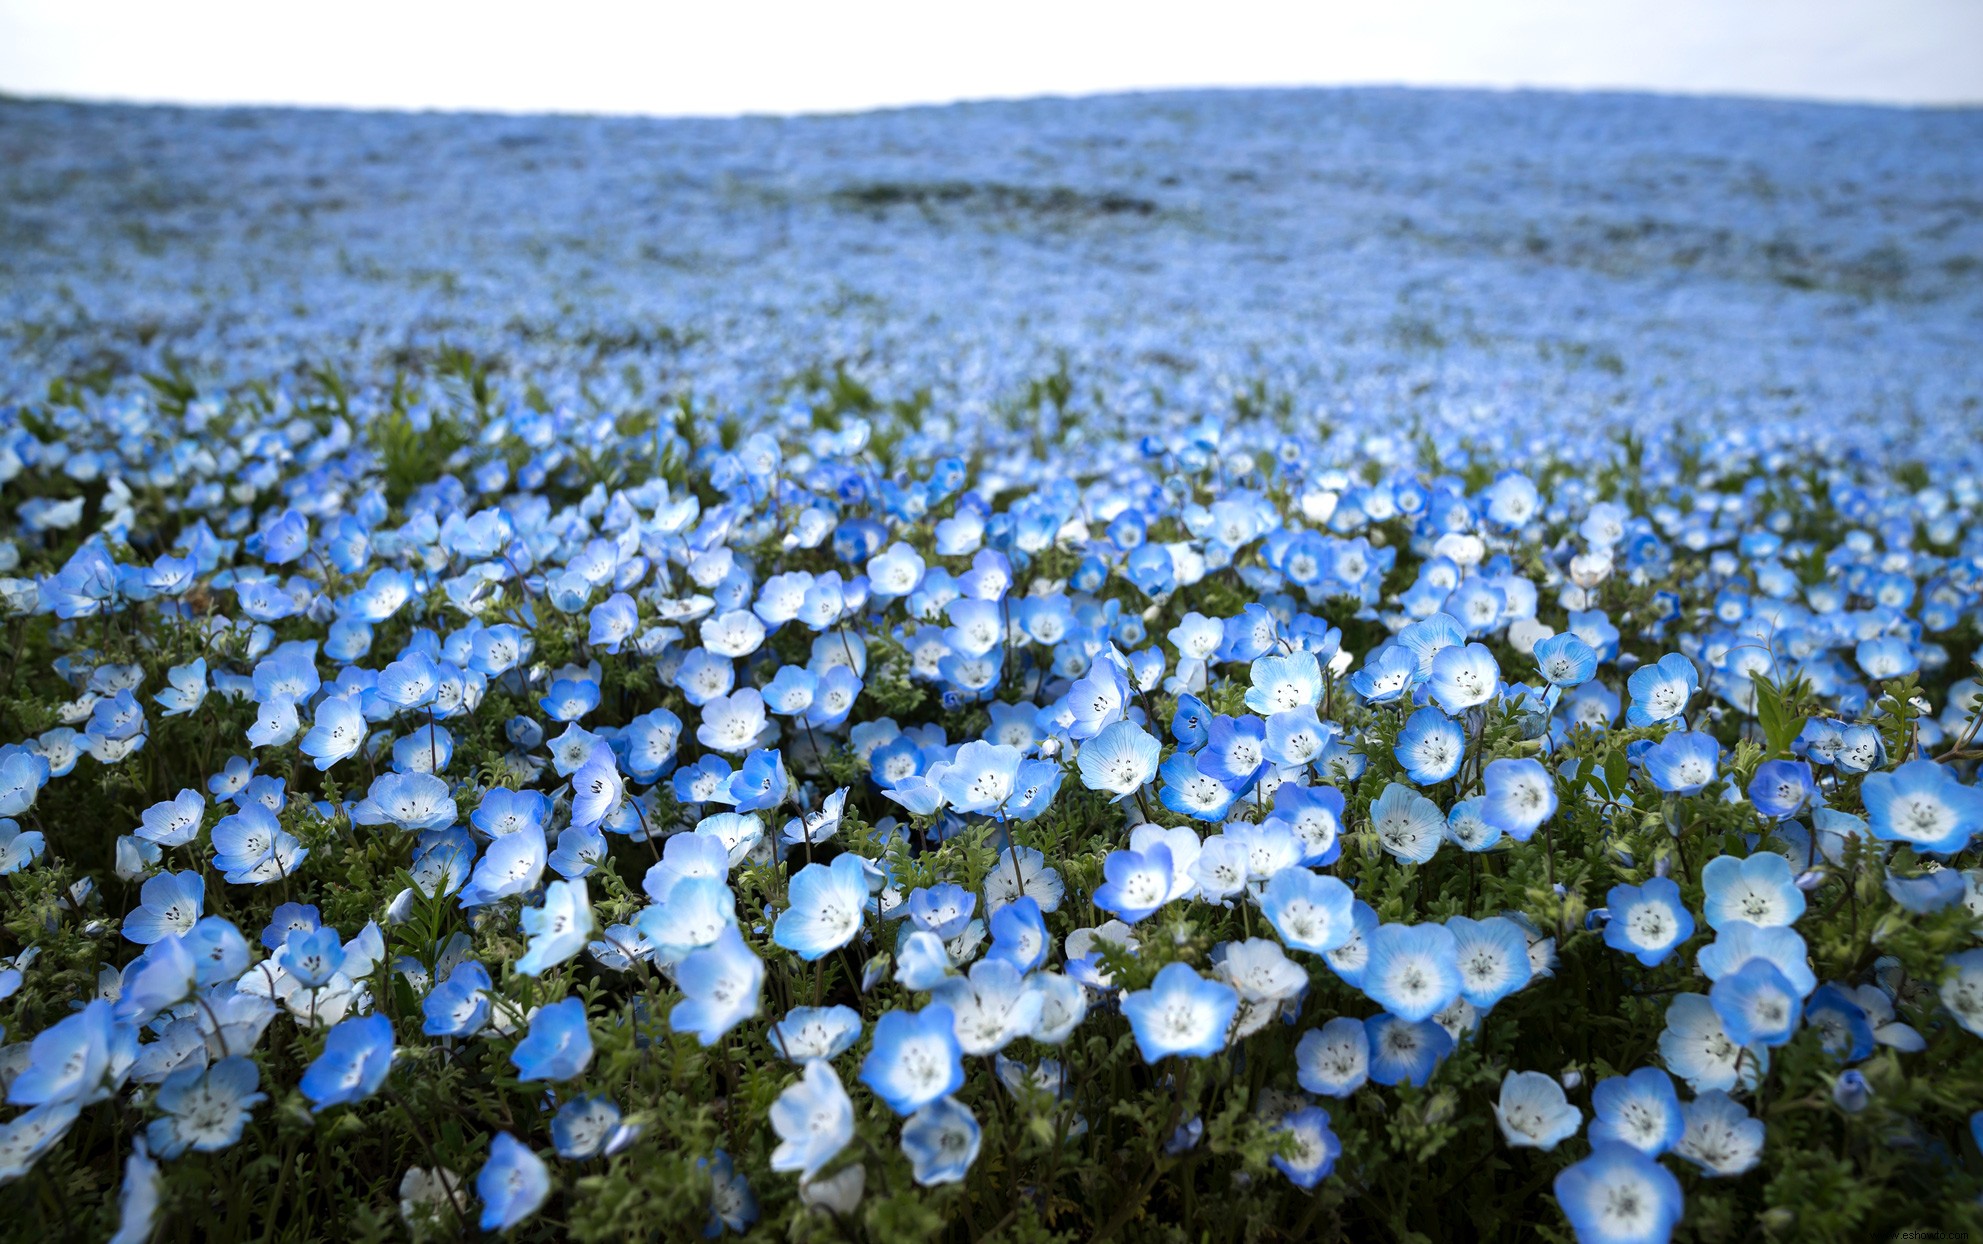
[1,0,1979,115]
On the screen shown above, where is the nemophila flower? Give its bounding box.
[1588,1067,1684,1155]
[1156,749,1240,821]
[907,883,976,940]
[1322,899,1381,989]
[114,936,196,1025]
[643,831,732,904]
[1092,843,1174,924]
[1077,719,1161,801]
[0,750,49,819]
[477,1132,550,1232]
[1295,1017,1370,1097]
[861,1004,965,1115]
[633,876,738,966]
[1941,947,1983,1037]
[300,1013,393,1112]
[938,740,1024,814]
[671,926,764,1046]
[283,926,346,990]
[770,1005,862,1063]
[774,854,867,961]
[361,771,457,832]
[1349,645,1416,704]
[1533,632,1597,688]
[1270,1106,1340,1189]
[458,825,546,907]
[1862,759,1982,855]
[551,1095,641,1160]
[512,997,594,1082]
[1244,651,1323,715]
[1444,797,1500,851]
[1272,784,1345,865]
[1602,877,1695,967]
[567,750,625,833]
[1626,653,1698,727]
[145,1056,264,1158]
[1746,759,1815,822]
[1369,782,1446,864]
[697,689,768,755]
[936,958,1044,1054]
[517,879,596,975]
[981,844,1064,914]
[1674,1090,1764,1177]
[1365,1013,1454,1087]
[1447,916,1535,1010]
[1122,962,1238,1062]
[771,1059,855,1180]
[154,658,208,717]
[1700,853,1804,929]
[1362,922,1462,1022]
[1658,994,1765,1094]
[1428,642,1499,713]
[725,748,790,815]
[1259,867,1355,955]
[1394,707,1465,785]
[900,1096,981,1186]
[1480,758,1557,842]
[124,870,204,944]
[1494,1070,1582,1150]
[109,1138,161,1244]
[1553,1142,1684,1244]
[1695,921,1816,996]
[136,789,205,848]
[1801,984,1875,1061]
[985,895,1049,973]
[1641,732,1718,795]
[423,960,493,1037]
[702,1149,758,1236]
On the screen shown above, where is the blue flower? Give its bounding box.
[1361,921,1461,1022]
[1295,1017,1369,1097]
[670,927,764,1046]
[1553,1142,1683,1244]
[1364,1013,1454,1087]
[1802,984,1875,1062]
[1493,1070,1581,1150]
[1746,759,1816,822]
[769,1005,863,1063]
[1428,642,1499,713]
[900,1096,981,1186]
[1588,1066,1684,1155]
[1700,853,1804,929]
[568,750,625,832]
[1394,707,1464,785]
[1259,867,1355,955]
[1076,719,1161,802]
[1533,632,1597,688]
[476,1132,550,1232]
[1642,731,1719,795]
[1602,877,1696,967]
[552,1095,641,1160]
[123,871,204,944]
[1674,1090,1765,1176]
[701,1149,757,1236]
[210,804,308,885]
[516,879,596,976]
[770,1059,854,1179]
[299,1014,394,1112]
[136,789,205,848]
[1092,844,1174,924]
[282,926,346,990]
[511,997,594,1082]
[1121,962,1238,1063]
[860,1004,965,1115]
[774,854,867,961]
[457,825,547,907]
[1862,759,1982,855]
[146,1056,264,1157]
[423,960,493,1037]
[1480,758,1557,843]
[1446,915,1535,1010]
[985,896,1049,974]
[1710,959,1803,1047]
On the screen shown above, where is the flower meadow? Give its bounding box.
[2,90,1983,1243]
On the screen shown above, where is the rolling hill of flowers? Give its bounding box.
[0,87,1981,1242]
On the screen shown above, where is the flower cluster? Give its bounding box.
[0,89,1982,1244]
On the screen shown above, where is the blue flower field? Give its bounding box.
[0,88,1981,1241]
